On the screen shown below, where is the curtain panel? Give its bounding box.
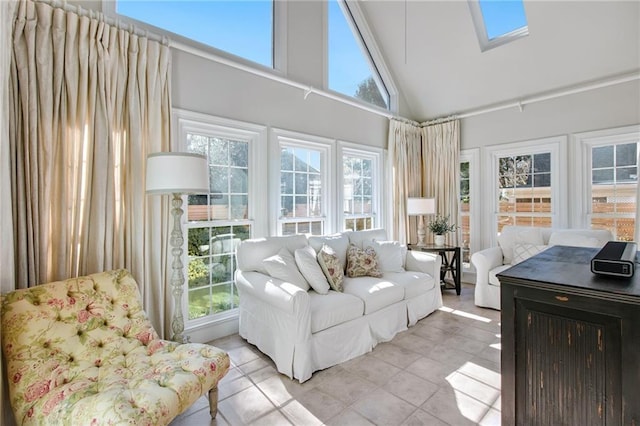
[388,119,422,244]
[421,120,460,246]
[388,118,460,246]
[8,0,172,337]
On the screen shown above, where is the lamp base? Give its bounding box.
[416,216,427,246]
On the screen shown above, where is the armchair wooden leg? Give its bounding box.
[208,386,219,419]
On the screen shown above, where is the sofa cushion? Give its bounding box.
[237,235,308,274]
[346,244,383,278]
[347,229,388,248]
[309,291,364,333]
[548,231,607,248]
[317,244,345,292]
[342,276,405,314]
[264,248,310,291]
[512,243,548,265]
[295,246,330,294]
[365,240,406,272]
[382,271,436,299]
[498,227,544,265]
[489,264,513,286]
[308,233,350,269]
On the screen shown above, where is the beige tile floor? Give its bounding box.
[171,284,502,426]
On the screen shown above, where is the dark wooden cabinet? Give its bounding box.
[498,245,640,426]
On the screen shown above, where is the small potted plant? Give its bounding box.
[428,215,457,246]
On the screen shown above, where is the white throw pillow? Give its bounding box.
[498,227,545,265]
[512,243,548,265]
[365,240,406,272]
[263,248,310,291]
[294,246,330,294]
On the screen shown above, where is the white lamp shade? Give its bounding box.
[146,152,209,194]
[407,197,436,215]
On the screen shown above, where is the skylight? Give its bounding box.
[469,0,529,52]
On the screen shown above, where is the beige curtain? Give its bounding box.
[421,120,460,246]
[388,119,423,244]
[1,1,18,424]
[9,0,172,336]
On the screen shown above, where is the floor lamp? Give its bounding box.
[146,152,209,343]
[407,197,436,246]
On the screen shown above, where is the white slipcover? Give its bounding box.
[472,226,614,310]
[235,230,443,382]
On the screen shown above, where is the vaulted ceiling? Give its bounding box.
[359,0,640,121]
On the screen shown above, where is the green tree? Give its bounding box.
[354,76,387,108]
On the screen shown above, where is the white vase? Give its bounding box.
[434,234,445,246]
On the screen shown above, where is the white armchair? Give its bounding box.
[472,226,614,310]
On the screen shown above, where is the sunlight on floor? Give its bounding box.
[446,361,502,424]
[439,305,493,323]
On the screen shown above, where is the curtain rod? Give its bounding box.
[449,70,640,121]
[34,0,169,45]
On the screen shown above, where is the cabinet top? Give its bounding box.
[497,245,640,300]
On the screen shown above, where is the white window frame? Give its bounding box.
[270,128,336,235]
[173,109,267,340]
[572,125,640,234]
[460,148,480,273]
[338,142,384,231]
[482,136,567,248]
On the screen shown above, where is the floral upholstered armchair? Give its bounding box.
[1,269,230,425]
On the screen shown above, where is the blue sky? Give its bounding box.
[479,0,528,39]
[118,0,527,97]
[117,0,372,98]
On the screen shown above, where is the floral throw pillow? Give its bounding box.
[317,244,344,292]
[346,244,383,278]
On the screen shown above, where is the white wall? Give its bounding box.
[461,80,640,149]
[171,48,389,149]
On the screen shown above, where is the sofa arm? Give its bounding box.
[235,270,310,316]
[405,250,442,279]
[470,246,504,286]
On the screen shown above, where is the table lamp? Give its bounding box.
[407,197,436,246]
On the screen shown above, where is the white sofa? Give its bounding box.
[235,229,443,383]
[471,226,614,310]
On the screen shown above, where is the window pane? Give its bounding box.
[617,167,637,183]
[117,1,273,67]
[592,169,614,184]
[616,143,637,167]
[328,0,389,109]
[533,153,551,173]
[230,141,248,167]
[593,146,614,168]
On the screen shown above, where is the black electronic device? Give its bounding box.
[591,241,637,278]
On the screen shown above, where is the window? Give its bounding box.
[497,153,552,230]
[116,1,274,67]
[328,0,389,109]
[176,111,265,326]
[459,149,480,270]
[487,137,566,240]
[460,160,471,265]
[468,0,529,51]
[276,132,333,236]
[341,146,382,231]
[578,129,639,241]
